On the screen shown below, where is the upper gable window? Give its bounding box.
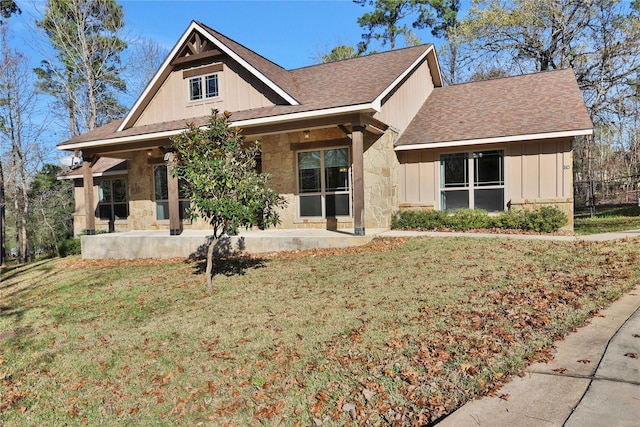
[189,73,219,101]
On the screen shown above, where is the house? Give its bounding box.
[58,21,593,240]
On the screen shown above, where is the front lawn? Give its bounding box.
[1,237,638,425]
[574,204,640,235]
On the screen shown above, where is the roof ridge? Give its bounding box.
[289,43,433,72]
[443,68,575,89]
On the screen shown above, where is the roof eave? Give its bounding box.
[234,103,377,128]
[58,103,379,152]
[395,128,594,151]
[57,168,129,180]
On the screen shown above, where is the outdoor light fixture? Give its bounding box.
[303,130,310,139]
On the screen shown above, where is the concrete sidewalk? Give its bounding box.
[436,285,640,426]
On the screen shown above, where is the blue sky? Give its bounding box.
[121,0,378,69]
[10,0,444,70]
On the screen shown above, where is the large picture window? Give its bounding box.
[297,148,350,218]
[189,73,219,101]
[440,150,504,212]
[98,178,128,220]
[153,165,190,220]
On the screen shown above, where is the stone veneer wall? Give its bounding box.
[363,129,399,229]
[127,151,154,230]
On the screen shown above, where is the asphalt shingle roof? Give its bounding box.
[395,69,593,147]
[58,36,432,148]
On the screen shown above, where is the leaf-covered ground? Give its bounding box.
[1,236,638,425]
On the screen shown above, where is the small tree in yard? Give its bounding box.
[171,110,284,291]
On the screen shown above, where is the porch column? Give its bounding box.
[82,158,96,235]
[166,153,182,236]
[352,125,365,236]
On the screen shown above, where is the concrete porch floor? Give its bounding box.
[80,228,386,259]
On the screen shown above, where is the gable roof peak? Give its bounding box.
[194,21,289,74]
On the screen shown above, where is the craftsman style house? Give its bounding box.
[58,21,593,237]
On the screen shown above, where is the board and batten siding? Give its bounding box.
[134,59,280,127]
[376,58,436,134]
[397,138,573,210]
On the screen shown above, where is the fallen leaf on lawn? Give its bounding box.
[592,312,606,318]
[499,394,509,401]
[624,352,638,359]
[553,368,568,374]
[362,388,374,402]
[342,403,356,420]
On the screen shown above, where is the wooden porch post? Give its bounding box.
[166,153,182,236]
[82,158,96,235]
[352,125,365,236]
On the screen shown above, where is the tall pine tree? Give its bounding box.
[35,0,127,137]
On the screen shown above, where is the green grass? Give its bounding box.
[1,237,639,425]
[574,204,640,235]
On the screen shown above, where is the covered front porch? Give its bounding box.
[80,227,386,259]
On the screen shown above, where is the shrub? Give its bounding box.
[446,209,492,230]
[391,206,568,233]
[391,210,448,230]
[57,238,81,257]
[520,206,568,233]
[493,209,527,229]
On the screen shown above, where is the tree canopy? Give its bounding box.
[35,0,127,137]
[0,0,20,19]
[171,110,284,290]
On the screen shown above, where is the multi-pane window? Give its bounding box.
[97,178,128,220]
[297,148,350,218]
[153,165,190,220]
[189,73,219,101]
[440,150,504,212]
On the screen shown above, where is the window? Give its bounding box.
[440,150,504,212]
[297,148,350,218]
[97,178,128,220]
[153,165,190,220]
[189,73,219,101]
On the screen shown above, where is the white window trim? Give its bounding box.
[296,147,352,219]
[188,72,220,103]
[439,149,506,211]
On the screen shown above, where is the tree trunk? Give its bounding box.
[20,173,28,262]
[0,160,5,268]
[205,238,215,292]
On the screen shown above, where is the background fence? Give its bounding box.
[575,175,640,213]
